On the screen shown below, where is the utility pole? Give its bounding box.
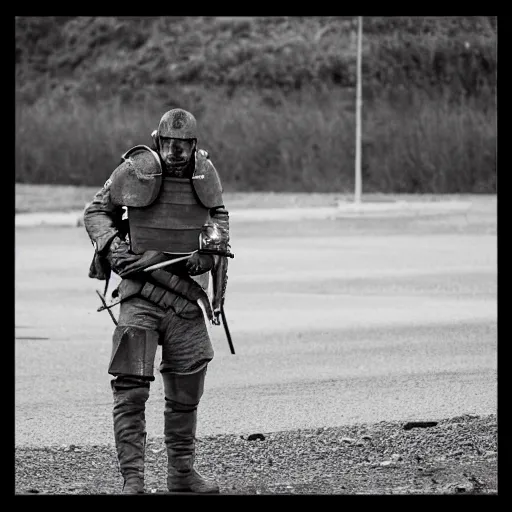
[354,15,363,204]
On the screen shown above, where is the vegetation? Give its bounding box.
[15,16,496,193]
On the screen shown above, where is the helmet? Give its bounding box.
[158,108,197,140]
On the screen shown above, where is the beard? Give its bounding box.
[163,156,194,178]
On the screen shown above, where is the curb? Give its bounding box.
[15,201,473,228]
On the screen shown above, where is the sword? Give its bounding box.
[139,221,236,353]
[142,249,234,274]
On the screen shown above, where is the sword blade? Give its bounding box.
[142,252,196,273]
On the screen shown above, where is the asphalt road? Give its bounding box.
[15,203,497,447]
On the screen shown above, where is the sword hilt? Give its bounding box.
[199,249,235,259]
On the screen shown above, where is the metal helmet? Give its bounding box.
[158,108,198,140]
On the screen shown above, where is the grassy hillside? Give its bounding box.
[15,16,497,193]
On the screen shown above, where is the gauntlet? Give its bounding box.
[107,236,143,277]
[185,253,214,276]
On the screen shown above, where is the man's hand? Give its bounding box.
[186,252,214,276]
[107,236,169,277]
[107,236,142,277]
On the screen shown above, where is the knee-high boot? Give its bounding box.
[162,367,219,494]
[111,377,150,494]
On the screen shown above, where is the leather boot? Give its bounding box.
[162,368,220,494]
[111,377,150,494]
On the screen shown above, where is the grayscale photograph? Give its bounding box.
[15,16,497,495]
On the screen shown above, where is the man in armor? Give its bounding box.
[83,108,231,494]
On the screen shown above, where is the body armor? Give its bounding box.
[110,146,225,255]
[129,177,210,254]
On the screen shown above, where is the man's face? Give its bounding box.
[159,137,195,168]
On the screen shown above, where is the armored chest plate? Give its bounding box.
[128,177,210,255]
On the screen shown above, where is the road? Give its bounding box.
[15,201,497,447]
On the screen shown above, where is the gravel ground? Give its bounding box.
[15,413,497,495]
[15,188,497,495]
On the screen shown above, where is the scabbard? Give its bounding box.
[220,305,235,355]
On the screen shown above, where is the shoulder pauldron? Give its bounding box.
[192,149,224,209]
[110,145,163,207]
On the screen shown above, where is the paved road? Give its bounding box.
[15,204,497,447]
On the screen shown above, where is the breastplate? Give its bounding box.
[128,177,210,255]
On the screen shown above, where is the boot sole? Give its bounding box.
[167,489,220,494]
[166,492,220,495]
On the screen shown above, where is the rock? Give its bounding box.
[341,437,356,444]
[445,482,474,493]
[403,421,438,430]
[247,433,265,441]
[390,454,402,461]
[361,435,372,441]
[380,460,393,467]
[467,475,485,487]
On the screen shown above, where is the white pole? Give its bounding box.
[354,15,363,204]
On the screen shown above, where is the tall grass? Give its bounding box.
[15,85,496,193]
[363,87,496,193]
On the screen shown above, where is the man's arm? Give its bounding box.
[208,205,231,321]
[84,177,123,255]
[83,178,125,279]
[209,206,230,244]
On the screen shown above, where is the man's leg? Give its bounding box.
[162,366,219,493]
[111,374,151,494]
[160,299,218,493]
[108,293,161,494]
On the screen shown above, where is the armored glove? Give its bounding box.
[185,252,214,276]
[107,236,169,278]
[106,236,142,277]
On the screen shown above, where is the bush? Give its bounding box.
[15,16,496,99]
[15,85,496,193]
